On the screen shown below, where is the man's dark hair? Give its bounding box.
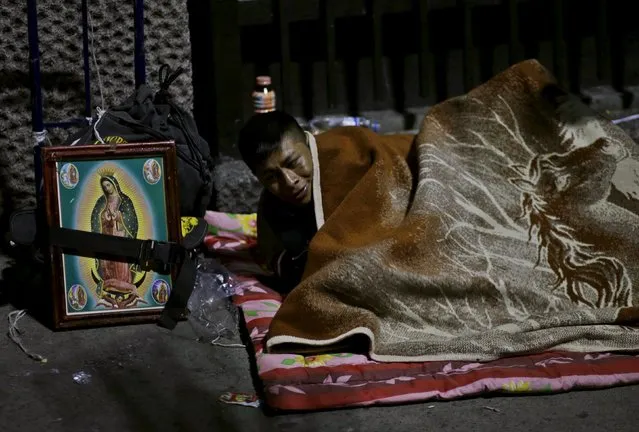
[238,111,306,172]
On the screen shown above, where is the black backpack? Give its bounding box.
[66,64,214,217]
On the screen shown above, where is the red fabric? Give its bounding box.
[222,256,639,412]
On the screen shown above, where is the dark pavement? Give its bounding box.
[1,303,639,432]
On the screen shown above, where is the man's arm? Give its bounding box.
[256,193,310,293]
[256,198,284,274]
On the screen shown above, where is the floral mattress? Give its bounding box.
[204,211,639,411]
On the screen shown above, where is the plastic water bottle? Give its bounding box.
[252,76,276,114]
[307,116,380,135]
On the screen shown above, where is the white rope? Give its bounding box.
[87,5,106,110]
[210,334,245,349]
[187,317,245,349]
[7,310,47,363]
[32,130,47,144]
[32,130,51,147]
[93,107,106,144]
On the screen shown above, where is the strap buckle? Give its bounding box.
[137,239,155,272]
[137,239,175,273]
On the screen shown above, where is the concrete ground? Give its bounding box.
[1,301,639,432]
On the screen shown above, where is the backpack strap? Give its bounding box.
[48,224,203,330]
[158,64,185,91]
[155,64,185,105]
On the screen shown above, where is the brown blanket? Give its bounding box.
[266,59,639,362]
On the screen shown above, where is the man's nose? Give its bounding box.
[280,168,299,188]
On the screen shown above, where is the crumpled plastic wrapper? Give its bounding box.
[218,391,261,408]
[187,258,240,345]
[72,371,92,385]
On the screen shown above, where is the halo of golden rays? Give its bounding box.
[71,161,160,300]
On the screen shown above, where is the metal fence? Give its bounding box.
[189,0,634,156]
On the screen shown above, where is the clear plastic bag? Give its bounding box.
[306,115,380,135]
[187,257,241,346]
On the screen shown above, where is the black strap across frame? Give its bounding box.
[48,226,195,330]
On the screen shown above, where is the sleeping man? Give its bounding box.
[238,110,416,293]
[238,111,319,292]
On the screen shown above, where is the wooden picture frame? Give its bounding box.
[41,142,181,329]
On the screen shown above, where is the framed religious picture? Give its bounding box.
[41,142,181,329]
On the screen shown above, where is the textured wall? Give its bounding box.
[0,0,193,218]
[3,1,639,219]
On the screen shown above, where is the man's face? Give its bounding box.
[255,135,313,206]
